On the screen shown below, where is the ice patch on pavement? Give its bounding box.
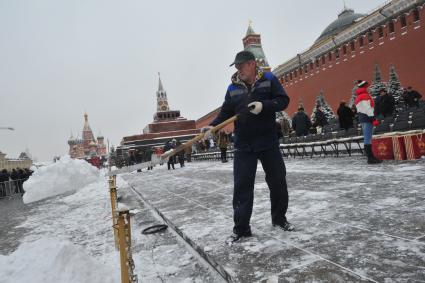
[0,238,115,283]
[23,155,101,204]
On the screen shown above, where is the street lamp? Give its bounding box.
[0,127,14,130]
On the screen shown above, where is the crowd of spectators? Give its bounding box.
[286,86,423,140]
[0,167,33,197]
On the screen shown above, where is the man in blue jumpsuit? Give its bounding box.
[205,51,294,243]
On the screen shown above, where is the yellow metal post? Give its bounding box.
[109,175,119,249]
[117,211,130,283]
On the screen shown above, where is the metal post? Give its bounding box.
[117,211,130,283]
[109,175,119,249]
[117,209,137,283]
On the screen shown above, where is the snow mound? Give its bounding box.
[0,238,115,283]
[23,155,101,204]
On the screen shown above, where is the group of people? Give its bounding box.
[402,86,422,108]
[289,85,423,137]
[163,139,189,170]
[0,167,33,197]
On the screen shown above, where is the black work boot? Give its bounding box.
[364,144,382,164]
[226,228,252,244]
[273,221,295,231]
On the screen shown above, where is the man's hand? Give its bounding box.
[201,126,213,140]
[248,101,263,115]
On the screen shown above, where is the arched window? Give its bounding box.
[389,21,395,33]
[400,15,407,27]
[413,9,420,22]
[368,31,373,43]
[378,27,384,38]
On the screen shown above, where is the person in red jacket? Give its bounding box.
[355,80,382,164]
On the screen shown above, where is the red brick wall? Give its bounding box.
[123,128,200,142]
[147,120,196,133]
[280,8,425,116]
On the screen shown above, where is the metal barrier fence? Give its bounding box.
[192,136,365,161]
[0,179,26,198]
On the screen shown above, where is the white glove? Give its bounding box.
[201,126,213,140]
[248,101,263,115]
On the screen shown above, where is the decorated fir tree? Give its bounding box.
[368,64,387,98]
[311,89,336,124]
[348,80,358,108]
[387,65,404,105]
[276,110,292,127]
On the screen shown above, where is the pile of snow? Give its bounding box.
[0,238,115,283]
[23,155,101,204]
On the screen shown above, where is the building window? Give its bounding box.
[289,73,292,80]
[310,62,314,70]
[335,49,340,59]
[321,55,325,64]
[400,15,407,28]
[294,70,297,78]
[343,45,347,55]
[285,75,288,82]
[304,65,308,73]
[359,37,364,47]
[315,59,319,67]
[368,31,373,43]
[350,41,355,51]
[413,9,420,22]
[299,67,303,75]
[328,52,332,61]
[378,27,384,38]
[389,21,395,33]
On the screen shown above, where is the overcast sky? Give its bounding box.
[0,0,385,161]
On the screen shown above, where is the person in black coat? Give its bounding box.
[163,140,175,170]
[0,169,10,197]
[404,86,422,108]
[292,106,312,136]
[175,140,185,167]
[313,106,328,128]
[379,90,395,117]
[337,101,354,130]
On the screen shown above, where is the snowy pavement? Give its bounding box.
[0,156,220,283]
[124,157,425,282]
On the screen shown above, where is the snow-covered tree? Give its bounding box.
[387,65,404,105]
[311,89,336,124]
[368,64,387,98]
[348,80,358,108]
[276,111,292,127]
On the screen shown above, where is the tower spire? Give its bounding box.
[246,19,255,36]
[156,73,170,112]
[158,72,164,91]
